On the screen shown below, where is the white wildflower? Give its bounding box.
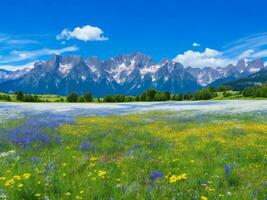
[0,150,16,158]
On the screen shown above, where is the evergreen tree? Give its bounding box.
[15,91,24,101]
[84,92,93,102]
[67,92,78,102]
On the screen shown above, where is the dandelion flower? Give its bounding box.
[98,170,107,178]
[169,173,187,183]
[13,175,21,180]
[22,173,31,180]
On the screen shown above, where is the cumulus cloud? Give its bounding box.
[192,42,200,47]
[173,48,233,68]
[56,25,108,42]
[174,33,267,68]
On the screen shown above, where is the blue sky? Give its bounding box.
[0,0,267,70]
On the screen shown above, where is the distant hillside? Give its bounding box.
[222,68,267,90]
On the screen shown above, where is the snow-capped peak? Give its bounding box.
[59,63,73,76]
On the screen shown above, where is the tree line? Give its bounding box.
[0,94,11,101]
[12,87,222,103]
[15,91,42,102]
[66,92,93,102]
[242,84,267,98]
[1,84,251,103]
[101,87,219,102]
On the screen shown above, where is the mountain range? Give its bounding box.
[0,52,265,97]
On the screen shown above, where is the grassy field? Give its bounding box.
[0,111,266,199]
[0,93,66,103]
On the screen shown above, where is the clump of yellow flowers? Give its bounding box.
[169,173,187,183]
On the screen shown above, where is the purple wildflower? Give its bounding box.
[149,171,164,180]
[224,165,231,176]
[79,141,97,152]
[29,156,40,163]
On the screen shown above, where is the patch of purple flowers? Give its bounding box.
[79,141,97,152]
[149,171,164,180]
[3,112,74,148]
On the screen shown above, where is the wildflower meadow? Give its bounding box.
[0,109,266,199]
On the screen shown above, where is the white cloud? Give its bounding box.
[174,33,267,68]
[224,32,267,58]
[192,42,200,47]
[237,49,255,60]
[0,34,40,45]
[56,25,108,42]
[250,49,267,58]
[6,39,40,45]
[0,61,36,71]
[173,48,234,68]
[0,46,79,64]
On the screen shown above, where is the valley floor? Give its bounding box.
[0,102,266,199]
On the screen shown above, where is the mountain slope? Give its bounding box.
[0,53,265,96]
[0,68,32,83]
[223,68,267,90]
[0,53,200,96]
[207,59,265,88]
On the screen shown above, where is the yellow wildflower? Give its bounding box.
[0,177,6,181]
[90,156,97,161]
[169,173,187,183]
[13,175,21,180]
[98,170,107,178]
[5,178,15,187]
[201,196,208,200]
[169,175,178,183]
[18,183,24,188]
[22,173,31,180]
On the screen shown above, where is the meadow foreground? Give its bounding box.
[0,102,266,199]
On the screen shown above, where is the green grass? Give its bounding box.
[0,112,266,199]
[0,92,66,103]
[212,91,267,100]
